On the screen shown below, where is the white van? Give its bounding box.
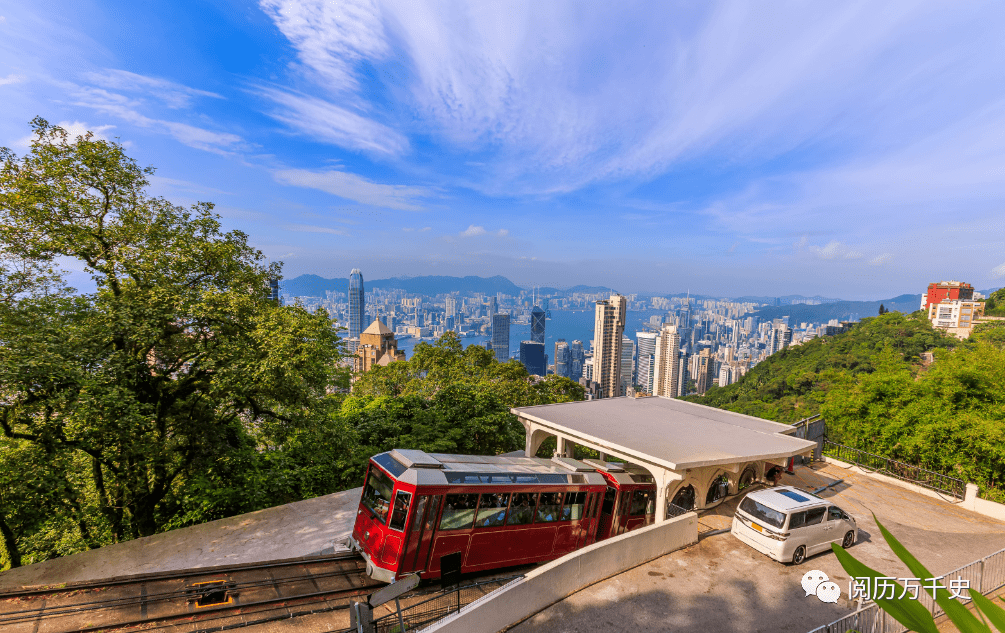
[731,486,857,564]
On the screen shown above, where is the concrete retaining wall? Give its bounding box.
[964,483,1005,521]
[422,512,699,633]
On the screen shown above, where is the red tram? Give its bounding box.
[350,450,607,582]
[584,459,657,540]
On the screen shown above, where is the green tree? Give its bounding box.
[878,303,886,315]
[0,119,348,568]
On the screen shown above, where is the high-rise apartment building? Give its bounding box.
[653,325,681,398]
[554,339,569,377]
[593,294,627,398]
[569,340,585,381]
[520,341,546,376]
[531,305,546,344]
[635,331,658,394]
[445,296,457,318]
[695,348,715,395]
[620,337,635,394]
[492,313,510,361]
[348,268,364,352]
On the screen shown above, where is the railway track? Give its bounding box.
[0,552,382,633]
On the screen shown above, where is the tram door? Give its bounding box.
[403,495,441,575]
[595,486,619,541]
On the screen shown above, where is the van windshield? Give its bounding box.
[739,497,785,530]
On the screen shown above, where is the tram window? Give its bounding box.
[629,490,654,516]
[507,493,538,525]
[619,491,632,516]
[536,492,562,523]
[389,491,413,531]
[475,493,510,528]
[361,465,395,524]
[439,494,479,530]
[423,496,441,532]
[584,494,594,519]
[410,497,428,533]
[561,492,587,520]
[601,487,617,515]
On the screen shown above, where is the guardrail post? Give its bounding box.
[978,558,985,594]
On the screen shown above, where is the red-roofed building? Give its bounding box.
[921,280,974,312]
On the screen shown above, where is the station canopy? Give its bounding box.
[511,396,817,471]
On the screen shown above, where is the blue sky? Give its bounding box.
[2,1,1004,299]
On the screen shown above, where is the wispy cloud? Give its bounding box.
[992,261,1005,278]
[284,223,348,236]
[85,69,223,108]
[73,86,243,153]
[272,167,428,210]
[0,73,25,86]
[255,86,408,156]
[460,225,486,237]
[870,253,893,265]
[497,229,509,237]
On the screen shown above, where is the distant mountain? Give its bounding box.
[281,274,524,298]
[752,294,922,323]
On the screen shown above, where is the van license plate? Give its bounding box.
[751,523,763,532]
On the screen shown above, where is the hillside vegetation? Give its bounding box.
[688,313,1005,501]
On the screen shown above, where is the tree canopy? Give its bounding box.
[0,119,348,568]
[688,312,1005,501]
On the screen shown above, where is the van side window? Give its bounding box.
[789,511,806,529]
[804,507,826,526]
[827,506,842,521]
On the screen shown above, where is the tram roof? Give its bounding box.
[372,450,608,487]
[511,396,817,471]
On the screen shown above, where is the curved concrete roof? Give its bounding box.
[512,396,816,471]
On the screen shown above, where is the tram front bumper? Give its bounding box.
[349,536,397,584]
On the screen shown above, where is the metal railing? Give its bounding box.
[808,547,1005,633]
[371,575,521,633]
[666,502,692,519]
[821,441,966,500]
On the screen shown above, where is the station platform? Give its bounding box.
[0,487,362,591]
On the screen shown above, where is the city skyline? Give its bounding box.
[3,3,1005,299]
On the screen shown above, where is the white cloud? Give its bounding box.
[85,69,223,108]
[283,223,348,236]
[0,73,24,86]
[809,241,845,260]
[460,225,486,237]
[420,226,431,231]
[256,86,408,156]
[992,261,1005,278]
[272,167,428,211]
[497,229,509,237]
[870,253,893,265]
[73,86,243,153]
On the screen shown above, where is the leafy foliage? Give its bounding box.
[338,332,585,483]
[688,312,1005,501]
[984,287,1005,317]
[0,119,348,569]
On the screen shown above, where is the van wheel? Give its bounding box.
[843,531,856,548]
[792,546,806,565]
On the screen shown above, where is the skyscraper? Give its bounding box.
[554,339,569,377]
[635,331,658,394]
[695,348,715,395]
[520,341,546,376]
[620,336,635,394]
[653,325,681,398]
[593,294,627,398]
[569,340,585,381]
[268,277,281,305]
[492,313,510,361]
[531,305,546,344]
[348,269,364,352]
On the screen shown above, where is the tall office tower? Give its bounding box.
[489,296,498,317]
[519,341,546,376]
[554,339,569,377]
[445,296,457,318]
[569,340,585,381]
[491,313,510,361]
[653,325,682,398]
[780,325,792,350]
[583,353,594,382]
[268,277,281,304]
[531,305,546,343]
[695,349,715,395]
[592,294,627,398]
[677,354,689,396]
[635,331,658,394]
[348,269,364,353]
[620,337,635,395]
[649,314,663,328]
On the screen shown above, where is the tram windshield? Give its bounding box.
[361,464,395,524]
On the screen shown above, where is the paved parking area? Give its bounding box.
[0,488,362,591]
[513,463,1005,633]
